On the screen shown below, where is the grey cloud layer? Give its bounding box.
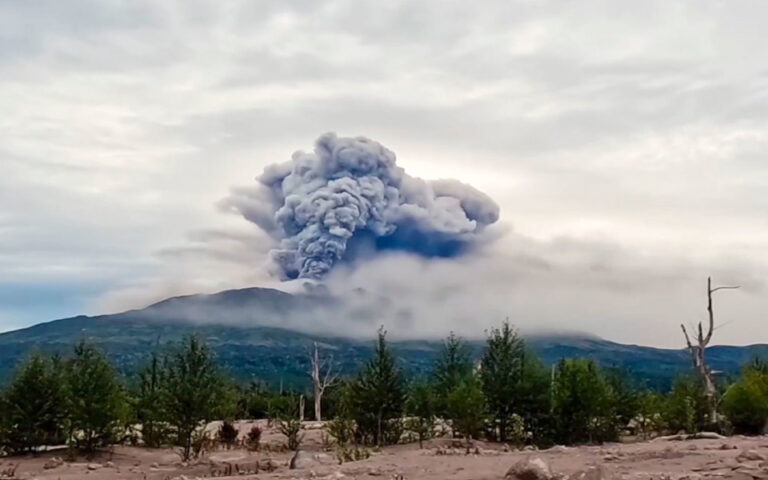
[1,0,767,345]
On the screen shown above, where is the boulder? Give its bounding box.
[737,449,766,462]
[43,457,64,470]
[568,465,609,480]
[290,450,335,470]
[505,457,553,480]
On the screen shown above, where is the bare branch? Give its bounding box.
[680,324,693,349]
[710,286,740,293]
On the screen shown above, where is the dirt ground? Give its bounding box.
[3,421,768,480]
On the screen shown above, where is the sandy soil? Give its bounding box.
[2,422,768,480]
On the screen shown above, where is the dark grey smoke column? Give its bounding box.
[224,133,500,279]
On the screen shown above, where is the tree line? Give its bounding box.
[1,321,767,461]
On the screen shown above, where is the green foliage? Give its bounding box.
[446,375,485,442]
[479,321,525,442]
[162,335,234,461]
[405,380,435,448]
[1,353,66,454]
[605,368,640,434]
[433,333,473,414]
[348,327,406,446]
[274,396,304,451]
[236,381,273,419]
[514,353,554,446]
[661,376,709,434]
[134,353,169,447]
[722,362,768,434]
[552,358,622,444]
[64,342,127,454]
[634,391,666,438]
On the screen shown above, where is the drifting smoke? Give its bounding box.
[223,133,500,279]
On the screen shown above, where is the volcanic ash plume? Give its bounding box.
[223,133,500,279]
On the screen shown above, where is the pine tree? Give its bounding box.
[479,321,525,442]
[134,353,168,447]
[162,335,233,461]
[64,342,126,454]
[552,358,620,444]
[433,332,473,416]
[2,353,66,454]
[446,375,485,445]
[405,380,435,448]
[350,327,406,446]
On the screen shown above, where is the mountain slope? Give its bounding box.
[0,287,764,390]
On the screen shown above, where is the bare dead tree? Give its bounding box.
[309,341,338,422]
[680,276,739,422]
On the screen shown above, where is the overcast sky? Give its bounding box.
[1,0,767,347]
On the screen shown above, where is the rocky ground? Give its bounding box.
[2,421,768,480]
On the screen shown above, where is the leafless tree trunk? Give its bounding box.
[309,342,337,422]
[680,276,739,423]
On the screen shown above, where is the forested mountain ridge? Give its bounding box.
[1,287,765,390]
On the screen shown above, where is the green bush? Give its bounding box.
[661,376,709,434]
[446,375,485,443]
[552,358,622,444]
[2,353,66,454]
[722,365,768,434]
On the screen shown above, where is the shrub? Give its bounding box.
[446,375,485,444]
[722,365,768,434]
[217,421,239,449]
[327,416,356,447]
[278,417,304,451]
[552,358,620,444]
[245,425,262,451]
[273,395,304,451]
[661,376,709,434]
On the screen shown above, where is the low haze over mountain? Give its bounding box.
[2,286,765,390]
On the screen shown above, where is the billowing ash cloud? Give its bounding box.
[223,133,500,279]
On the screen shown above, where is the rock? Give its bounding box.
[568,466,609,480]
[87,463,101,470]
[693,432,726,440]
[290,449,335,470]
[547,445,569,453]
[102,461,115,468]
[737,449,766,462]
[150,462,160,469]
[259,457,278,472]
[505,457,553,480]
[43,457,64,470]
